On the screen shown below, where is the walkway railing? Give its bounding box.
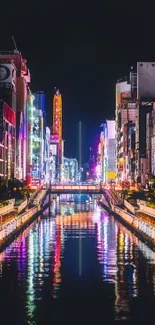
[50,184,101,192]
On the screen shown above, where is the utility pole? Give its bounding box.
[78,121,82,276]
[12,36,18,51]
[79,121,82,181]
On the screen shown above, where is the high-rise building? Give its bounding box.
[0,100,16,182]
[34,91,46,135]
[31,108,44,182]
[63,157,78,182]
[115,63,155,186]
[52,88,63,181]
[0,50,30,181]
[101,120,116,183]
[34,91,46,180]
[89,147,97,180]
[0,57,17,182]
[135,62,155,185]
[0,59,16,112]
[151,106,155,176]
[26,91,35,186]
[44,126,51,184]
[49,134,59,183]
[116,75,136,184]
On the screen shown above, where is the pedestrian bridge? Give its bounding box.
[50,184,101,194]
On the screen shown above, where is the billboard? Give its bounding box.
[108,139,116,172]
[50,134,59,142]
[107,120,115,139]
[0,63,16,87]
[108,171,116,180]
[137,62,155,99]
[53,89,62,140]
[3,102,16,126]
[0,101,4,142]
[117,81,131,94]
[50,144,57,156]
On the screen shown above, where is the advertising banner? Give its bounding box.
[108,171,116,180]
[137,62,155,99]
[0,101,4,142]
[0,63,16,87]
[107,120,115,139]
[3,103,15,126]
[50,134,59,142]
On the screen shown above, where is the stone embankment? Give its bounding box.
[0,188,49,251]
[100,189,155,250]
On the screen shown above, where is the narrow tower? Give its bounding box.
[53,89,63,181]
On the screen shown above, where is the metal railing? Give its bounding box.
[50,184,101,191]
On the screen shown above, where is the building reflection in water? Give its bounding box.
[52,223,62,298]
[96,211,155,321]
[0,200,155,323]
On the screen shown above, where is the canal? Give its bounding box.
[0,195,155,324]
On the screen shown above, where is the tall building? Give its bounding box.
[49,134,59,183]
[63,157,78,182]
[34,91,46,180]
[52,89,63,181]
[26,91,35,186]
[101,120,116,183]
[34,91,46,135]
[44,126,51,184]
[31,107,44,182]
[116,75,136,184]
[135,62,155,185]
[115,62,155,186]
[0,57,17,182]
[0,100,16,182]
[0,50,30,181]
[89,147,97,180]
[0,59,16,112]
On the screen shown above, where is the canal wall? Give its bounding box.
[0,199,15,216]
[0,206,40,252]
[0,189,51,252]
[100,201,155,250]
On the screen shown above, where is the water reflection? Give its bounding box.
[0,197,155,323]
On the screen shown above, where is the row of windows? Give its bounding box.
[0,161,15,175]
[0,146,15,160]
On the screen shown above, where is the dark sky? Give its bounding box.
[0,1,154,162]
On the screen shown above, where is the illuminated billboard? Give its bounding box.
[137,62,155,99]
[53,89,62,140]
[0,63,16,88]
[50,144,57,156]
[50,134,59,142]
[107,120,115,139]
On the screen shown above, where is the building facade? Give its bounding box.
[101,120,116,183]
[63,157,78,182]
[0,50,31,181]
[52,89,63,181]
[0,101,16,182]
[116,74,136,184]
[135,62,155,185]
[31,108,44,183]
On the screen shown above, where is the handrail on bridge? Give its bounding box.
[50,184,101,191]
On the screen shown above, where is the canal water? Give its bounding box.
[0,195,155,324]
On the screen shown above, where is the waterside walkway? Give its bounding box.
[0,188,49,251]
[100,189,155,250]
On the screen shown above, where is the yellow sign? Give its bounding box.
[108,172,116,180]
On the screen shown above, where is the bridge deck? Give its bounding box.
[50,184,101,194]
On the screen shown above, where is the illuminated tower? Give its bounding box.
[53,89,62,140]
[53,89,63,181]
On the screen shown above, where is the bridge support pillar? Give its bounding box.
[49,193,51,214]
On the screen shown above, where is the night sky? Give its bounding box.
[0,1,154,162]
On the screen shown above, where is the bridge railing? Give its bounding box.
[50,184,101,191]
